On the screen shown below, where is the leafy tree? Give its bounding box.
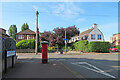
[8,24,17,40]
[41,25,80,48]
[53,25,79,48]
[21,23,29,31]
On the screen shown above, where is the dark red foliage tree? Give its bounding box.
[41,25,80,48]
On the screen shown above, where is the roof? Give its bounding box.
[0,28,6,31]
[79,28,94,38]
[16,29,36,35]
[113,33,120,36]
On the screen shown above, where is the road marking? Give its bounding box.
[71,62,116,78]
[60,62,86,79]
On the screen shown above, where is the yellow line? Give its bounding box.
[60,62,87,80]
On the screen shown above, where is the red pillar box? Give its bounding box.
[41,41,48,63]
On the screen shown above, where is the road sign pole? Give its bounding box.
[65,28,67,53]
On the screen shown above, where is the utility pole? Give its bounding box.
[65,28,67,53]
[35,11,39,54]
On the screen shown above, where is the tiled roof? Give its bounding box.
[16,29,36,35]
[0,28,6,31]
[79,28,94,38]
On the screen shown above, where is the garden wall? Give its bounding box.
[16,49,35,53]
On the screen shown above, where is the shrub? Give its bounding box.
[62,46,72,51]
[16,39,35,49]
[73,40,88,52]
[38,45,42,52]
[115,45,120,51]
[48,46,53,51]
[87,41,110,53]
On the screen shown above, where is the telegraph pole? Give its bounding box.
[35,11,39,54]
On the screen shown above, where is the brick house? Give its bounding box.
[110,33,120,47]
[69,24,104,43]
[0,28,9,38]
[16,29,36,42]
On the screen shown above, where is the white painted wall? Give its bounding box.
[87,27,104,42]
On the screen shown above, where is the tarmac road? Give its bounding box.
[2,53,120,80]
[48,53,120,79]
[49,58,119,79]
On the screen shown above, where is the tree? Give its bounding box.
[41,25,80,48]
[8,24,17,40]
[21,23,29,31]
[53,25,80,48]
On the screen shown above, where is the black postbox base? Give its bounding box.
[42,59,48,63]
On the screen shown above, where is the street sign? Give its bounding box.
[64,39,68,40]
[7,51,16,57]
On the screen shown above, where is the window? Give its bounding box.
[18,35,24,39]
[114,37,116,41]
[18,35,20,39]
[77,37,79,40]
[27,35,34,39]
[100,35,101,39]
[98,34,102,40]
[83,36,86,40]
[22,35,24,39]
[91,34,95,40]
[27,35,29,39]
[33,35,34,39]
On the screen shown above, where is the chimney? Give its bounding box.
[93,23,97,28]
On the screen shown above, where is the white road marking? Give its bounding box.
[71,62,116,78]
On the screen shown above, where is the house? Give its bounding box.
[110,33,120,47]
[0,28,9,38]
[69,23,104,43]
[68,35,79,43]
[16,29,36,42]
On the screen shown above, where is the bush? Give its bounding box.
[16,39,35,49]
[115,45,120,51]
[62,46,72,51]
[38,45,42,52]
[87,41,110,53]
[48,46,53,51]
[73,40,88,52]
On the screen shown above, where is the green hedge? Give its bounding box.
[87,41,110,53]
[73,40,88,52]
[73,41,110,53]
[16,39,35,49]
[115,45,120,51]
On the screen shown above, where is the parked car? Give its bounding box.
[107,47,119,52]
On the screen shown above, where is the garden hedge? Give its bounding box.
[73,40,88,52]
[115,45,120,51]
[87,41,110,53]
[16,39,35,49]
[73,41,110,53]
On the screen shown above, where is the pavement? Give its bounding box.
[3,59,77,78]
[2,53,120,80]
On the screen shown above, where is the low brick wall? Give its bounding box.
[16,49,35,53]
